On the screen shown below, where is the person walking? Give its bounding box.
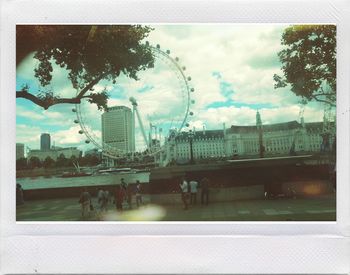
[115,185,123,211]
[200,177,210,206]
[120,178,128,202]
[126,184,133,209]
[189,180,198,205]
[135,180,143,208]
[97,189,107,215]
[79,188,92,219]
[179,177,189,210]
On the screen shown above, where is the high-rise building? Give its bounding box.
[16,143,25,160]
[101,106,134,154]
[40,133,51,151]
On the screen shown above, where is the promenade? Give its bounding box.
[16,194,336,221]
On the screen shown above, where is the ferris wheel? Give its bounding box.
[72,43,195,160]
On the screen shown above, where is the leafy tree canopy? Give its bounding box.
[16,25,155,110]
[274,25,336,106]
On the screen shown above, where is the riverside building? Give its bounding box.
[166,111,334,163]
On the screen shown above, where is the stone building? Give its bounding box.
[165,111,333,163]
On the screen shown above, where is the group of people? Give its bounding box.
[179,176,210,210]
[115,178,143,210]
[78,178,144,220]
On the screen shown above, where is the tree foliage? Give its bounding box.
[274,25,336,106]
[16,25,155,110]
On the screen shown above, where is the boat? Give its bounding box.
[61,171,92,178]
[98,167,133,174]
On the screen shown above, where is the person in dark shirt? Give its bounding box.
[16,183,24,205]
[78,188,91,219]
[115,185,123,211]
[200,177,210,205]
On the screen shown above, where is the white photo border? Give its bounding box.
[1,0,349,273]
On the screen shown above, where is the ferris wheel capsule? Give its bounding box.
[72,108,76,112]
[191,100,195,104]
[182,66,186,71]
[74,119,79,123]
[186,123,190,127]
[156,44,160,49]
[189,111,194,116]
[175,57,179,62]
[85,140,90,144]
[78,130,84,134]
[190,88,194,92]
[166,50,170,54]
[187,76,192,81]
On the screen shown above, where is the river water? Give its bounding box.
[17,172,150,190]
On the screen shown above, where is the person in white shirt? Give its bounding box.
[179,177,189,210]
[189,180,198,205]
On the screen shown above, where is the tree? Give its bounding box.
[16,25,154,110]
[274,25,336,106]
[43,156,55,169]
[16,158,28,170]
[56,154,68,167]
[28,157,41,169]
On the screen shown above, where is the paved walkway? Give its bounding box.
[16,194,336,222]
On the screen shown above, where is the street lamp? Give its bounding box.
[188,130,195,164]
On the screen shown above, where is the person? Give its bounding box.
[97,189,107,214]
[78,188,92,219]
[126,184,133,209]
[179,177,189,210]
[115,185,123,211]
[135,180,143,208]
[16,183,24,205]
[120,178,128,202]
[189,180,198,205]
[200,177,210,205]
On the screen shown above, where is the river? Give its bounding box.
[17,172,150,190]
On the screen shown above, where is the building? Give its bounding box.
[40,133,51,151]
[85,148,102,160]
[28,147,81,161]
[101,106,134,154]
[165,111,334,163]
[16,143,25,160]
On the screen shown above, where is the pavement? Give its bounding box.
[16,194,336,222]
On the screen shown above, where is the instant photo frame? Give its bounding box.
[1,0,350,274]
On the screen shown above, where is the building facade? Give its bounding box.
[166,112,334,163]
[16,143,25,160]
[40,133,51,151]
[101,106,134,154]
[28,147,81,161]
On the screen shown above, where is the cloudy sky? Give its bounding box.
[16,24,326,153]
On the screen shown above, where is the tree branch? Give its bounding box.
[76,72,107,99]
[16,90,81,110]
[310,95,336,107]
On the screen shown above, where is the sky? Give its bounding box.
[16,24,326,153]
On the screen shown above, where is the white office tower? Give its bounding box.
[101,106,135,154]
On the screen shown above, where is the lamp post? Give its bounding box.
[188,130,195,164]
